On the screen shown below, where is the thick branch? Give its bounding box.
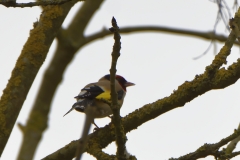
[109,17,127,160]
[17,0,104,160]
[0,0,77,8]
[0,1,78,157]
[87,142,116,160]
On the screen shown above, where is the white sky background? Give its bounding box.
[0,0,240,160]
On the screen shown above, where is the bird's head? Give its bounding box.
[102,74,135,91]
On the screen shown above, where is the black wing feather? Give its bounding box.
[75,85,104,99]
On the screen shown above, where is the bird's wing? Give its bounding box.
[75,83,106,100]
[75,82,124,102]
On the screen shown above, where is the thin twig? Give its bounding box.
[0,0,78,8]
[85,26,240,46]
[75,111,93,160]
[109,17,127,160]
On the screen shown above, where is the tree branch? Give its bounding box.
[0,1,78,157]
[87,141,116,160]
[0,0,78,8]
[226,151,240,159]
[109,17,127,160]
[84,26,240,46]
[169,127,240,160]
[17,0,104,159]
[75,112,93,160]
[224,123,240,155]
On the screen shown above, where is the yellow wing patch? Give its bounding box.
[96,91,111,100]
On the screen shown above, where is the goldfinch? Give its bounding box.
[63,74,135,128]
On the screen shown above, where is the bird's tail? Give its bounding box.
[63,107,74,117]
[63,99,93,117]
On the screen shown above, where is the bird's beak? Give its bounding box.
[125,82,135,87]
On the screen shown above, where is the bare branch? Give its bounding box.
[15,2,78,160]
[224,123,240,154]
[169,127,240,160]
[84,26,240,46]
[227,151,240,159]
[75,112,93,160]
[109,17,127,160]
[17,0,104,159]
[0,0,79,8]
[0,2,78,156]
[87,143,116,160]
[211,0,232,31]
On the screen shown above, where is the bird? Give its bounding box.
[63,74,135,128]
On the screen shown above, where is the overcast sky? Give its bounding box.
[1,0,240,160]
